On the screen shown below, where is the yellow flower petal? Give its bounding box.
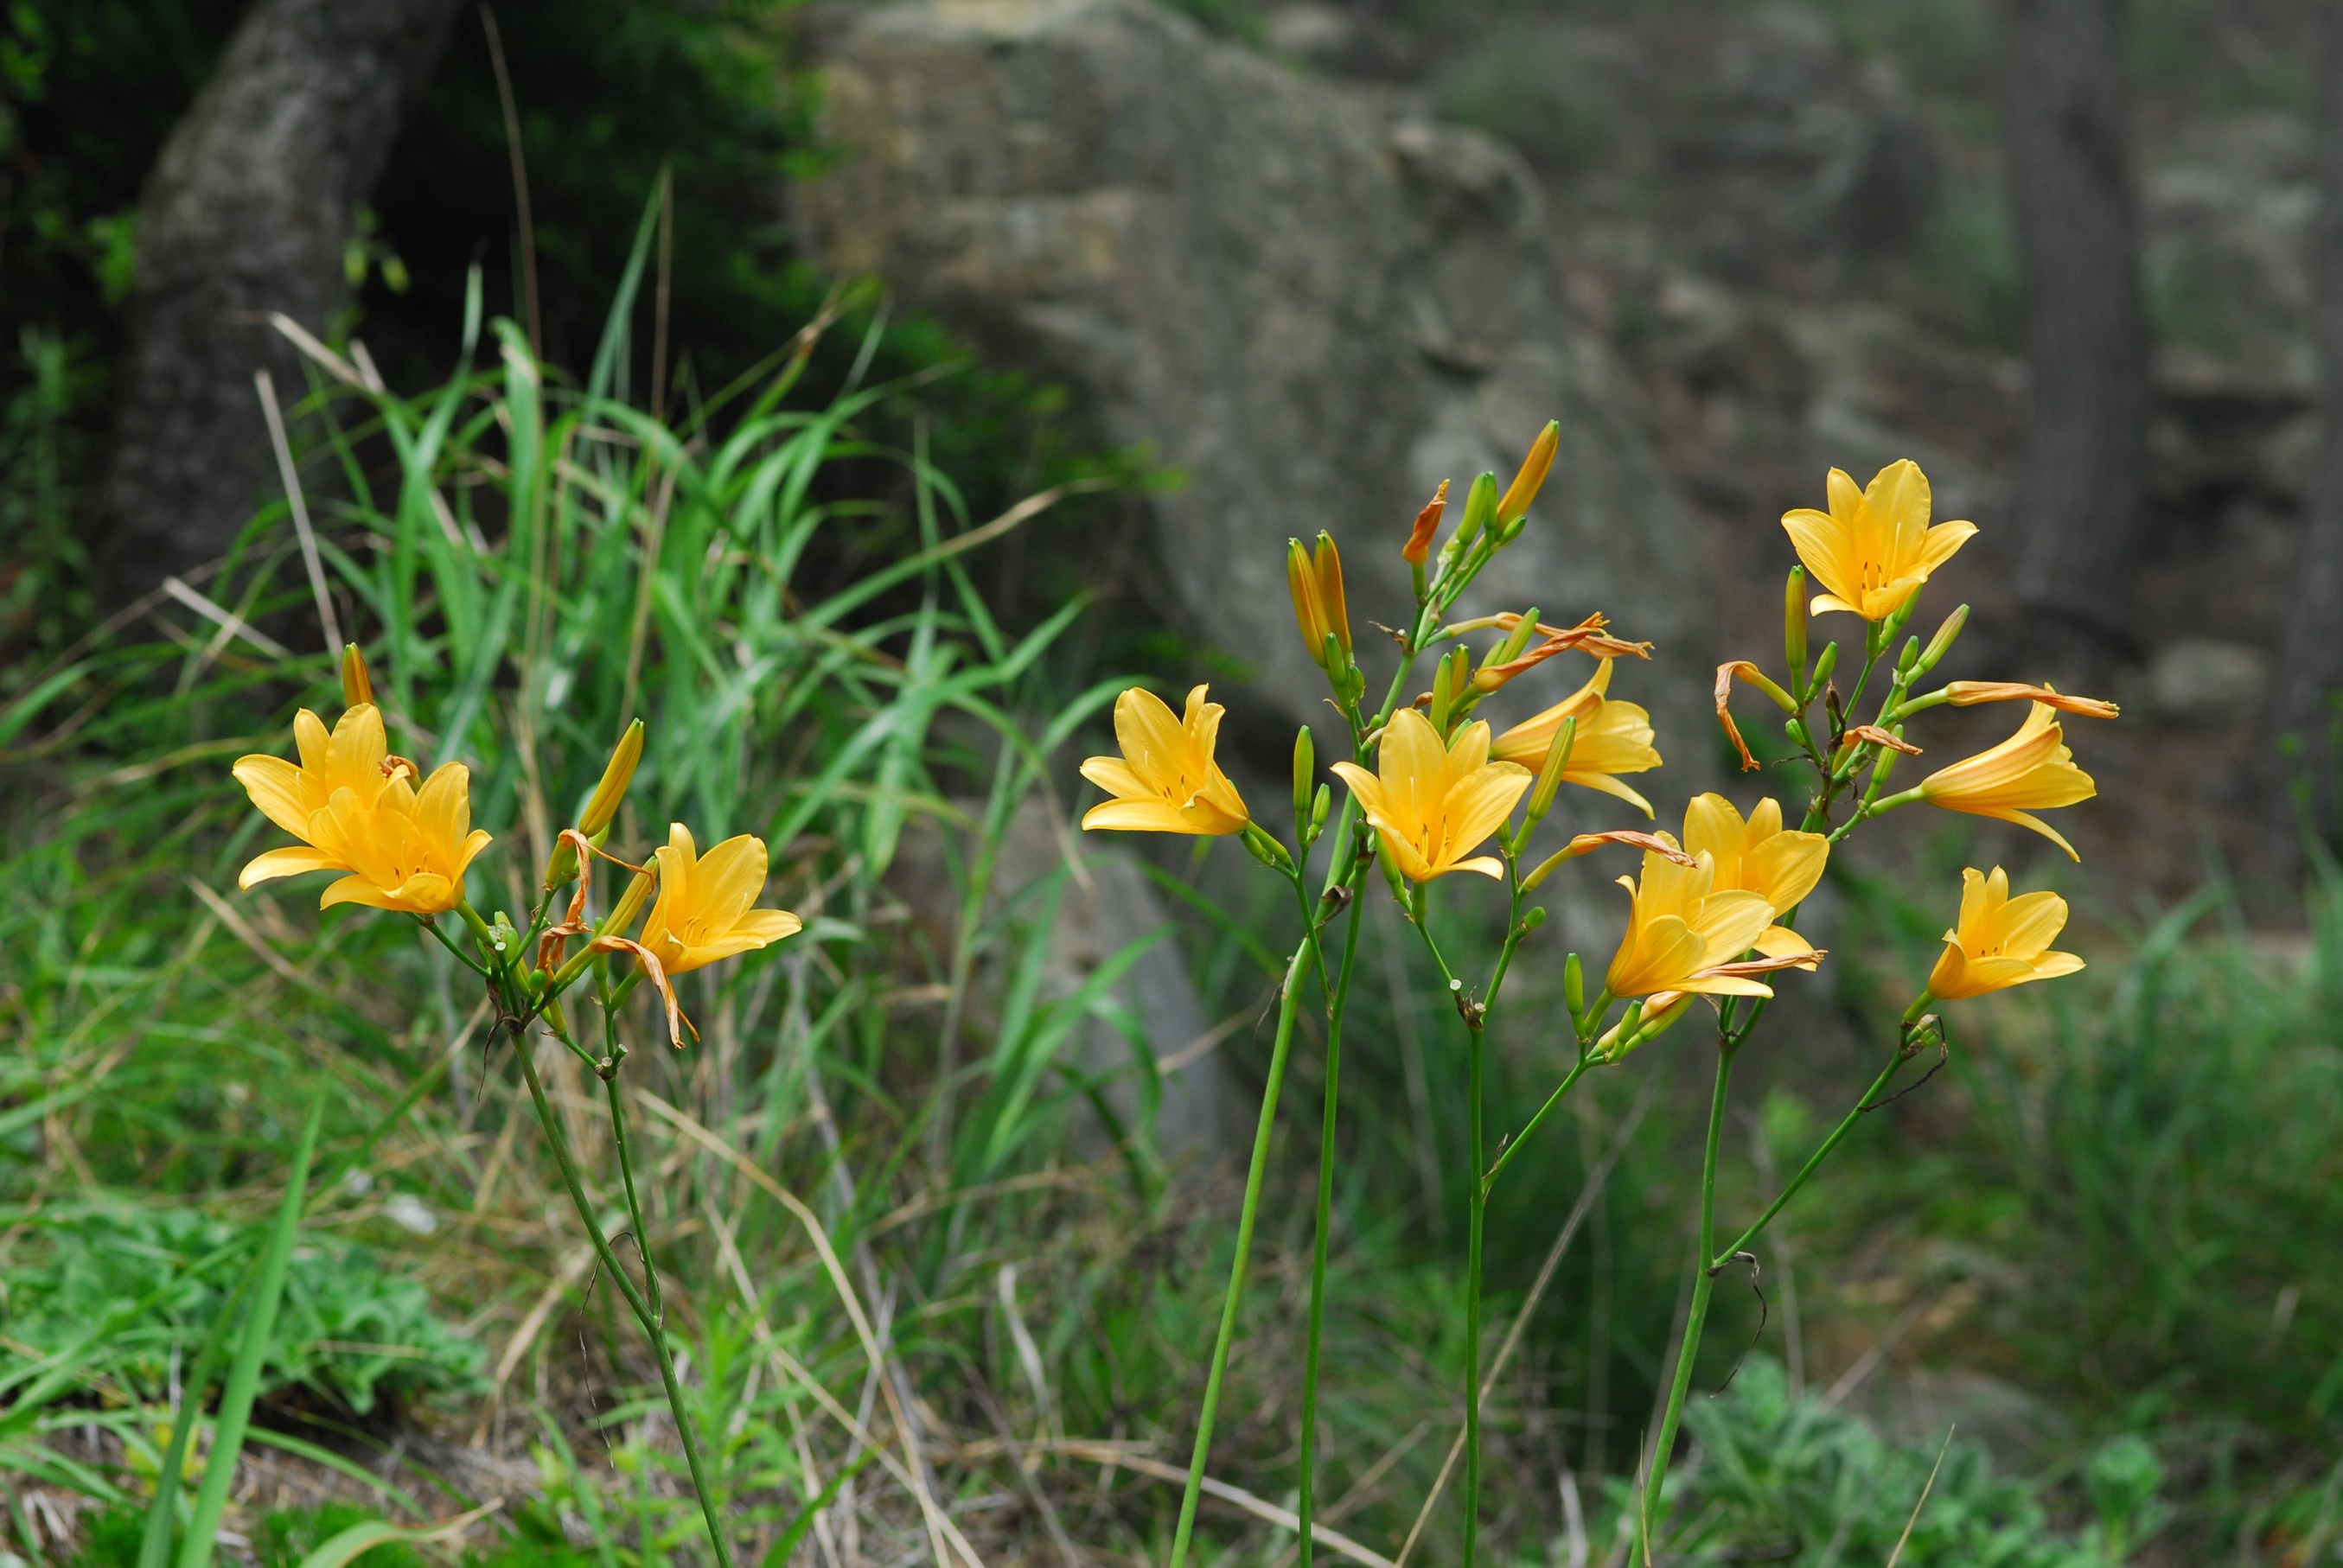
[239,845,347,889]
[233,755,318,841]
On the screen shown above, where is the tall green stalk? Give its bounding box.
[1297,894,1365,1568]
[1167,940,1313,1568]
[1462,1019,1487,1568]
[1639,1040,1736,1562]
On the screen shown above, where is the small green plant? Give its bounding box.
[2,1206,484,1416]
[1615,1355,2149,1567]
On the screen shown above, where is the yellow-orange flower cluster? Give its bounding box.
[233,685,802,1025]
[234,704,488,915]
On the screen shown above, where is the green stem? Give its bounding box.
[1482,1054,1592,1195]
[1640,1041,1734,1563]
[1709,1038,1907,1269]
[1297,891,1365,1568]
[1463,1017,1486,1568]
[514,1028,734,1568]
[416,914,491,978]
[603,1061,664,1327]
[1168,937,1313,1568]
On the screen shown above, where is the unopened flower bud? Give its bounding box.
[1783,568,1806,679]
[1403,480,1449,567]
[1918,603,1970,673]
[1520,905,1546,934]
[1293,725,1315,831]
[1455,472,1498,547]
[580,719,645,839]
[341,643,375,709]
[1526,716,1577,826]
[1496,609,1541,665]
[1495,420,1561,524]
[1810,641,1839,692]
[1288,534,1352,671]
[600,866,657,939]
[1563,952,1584,1018]
[1897,635,1919,673]
[1310,782,1330,835]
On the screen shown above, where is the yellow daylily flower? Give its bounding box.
[298,763,493,914]
[1781,459,1976,621]
[1681,794,1829,966]
[638,824,803,977]
[1331,708,1530,882]
[1492,658,1662,818]
[233,704,401,879]
[1914,701,2096,860]
[1080,685,1250,837]
[1604,839,1810,1002]
[1926,866,2084,999]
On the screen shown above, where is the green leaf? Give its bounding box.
[176,1093,324,1568]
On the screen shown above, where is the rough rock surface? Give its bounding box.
[792,0,1714,759]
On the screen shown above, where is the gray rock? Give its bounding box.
[2147,637,2269,724]
[792,0,1714,770]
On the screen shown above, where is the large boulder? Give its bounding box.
[792,0,1714,764]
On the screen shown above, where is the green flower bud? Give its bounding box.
[1917,603,1970,673]
[1456,472,1498,546]
[1784,567,1807,680]
[1292,725,1315,830]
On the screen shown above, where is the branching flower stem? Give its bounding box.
[1188,579,1466,1568]
[1635,606,1937,1565]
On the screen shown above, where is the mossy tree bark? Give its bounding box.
[95,0,463,606]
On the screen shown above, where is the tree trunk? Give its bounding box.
[1998,0,2150,681]
[94,0,464,607]
[2263,12,2343,859]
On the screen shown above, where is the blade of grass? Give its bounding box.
[176,1092,324,1568]
[137,1254,264,1568]
[290,1495,505,1568]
